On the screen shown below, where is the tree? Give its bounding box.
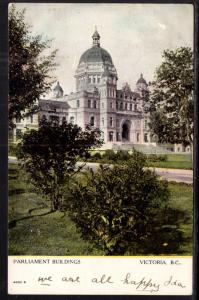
[66,151,170,255]
[149,47,194,148]
[17,119,103,211]
[9,5,57,128]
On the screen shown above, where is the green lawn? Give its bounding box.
[147,154,192,170]
[8,163,193,256]
[87,152,192,170]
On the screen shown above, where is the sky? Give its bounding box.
[12,3,193,95]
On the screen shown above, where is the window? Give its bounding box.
[120,102,123,110]
[97,77,100,83]
[130,104,132,110]
[137,133,140,142]
[42,114,46,121]
[116,119,119,127]
[88,77,91,83]
[70,116,75,124]
[88,99,91,108]
[109,131,113,141]
[144,119,148,129]
[116,102,118,110]
[102,117,104,126]
[16,129,22,140]
[125,103,128,110]
[93,77,96,83]
[50,115,59,123]
[90,116,94,126]
[77,100,80,108]
[110,102,113,109]
[102,102,104,109]
[144,133,148,142]
[135,104,137,111]
[116,132,121,141]
[93,100,97,109]
[62,117,66,124]
[30,115,33,123]
[110,117,113,127]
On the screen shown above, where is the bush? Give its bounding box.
[102,149,117,161]
[17,120,102,211]
[147,154,168,162]
[116,150,130,161]
[92,152,102,160]
[66,150,170,255]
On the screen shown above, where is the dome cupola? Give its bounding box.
[136,73,147,85]
[75,29,117,92]
[53,81,64,98]
[92,27,100,47]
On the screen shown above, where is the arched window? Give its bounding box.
[110,117,113,127]
[90,116,95,126]
[120,102,123,110]
[93,100,97,109]
[70,116,75,124]
[109,131,113,141]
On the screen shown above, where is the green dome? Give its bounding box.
[79,45,113,65]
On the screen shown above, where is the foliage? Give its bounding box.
[149,47,194,147]
[9,163,193,255]
[92,152,102,160]
[8,143,19,156]
[66,150,171,255]
[102,149,116,161]
[17,119,103,210]
[9,5,57,128]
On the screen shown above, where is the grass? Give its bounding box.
[8,163,193,256]
[87,152,192,170]
[147,154,192,170]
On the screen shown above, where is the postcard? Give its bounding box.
[8,2,194,295]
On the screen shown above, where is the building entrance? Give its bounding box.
[122,122,130,141]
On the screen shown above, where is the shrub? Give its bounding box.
[66,150,170,255]
[17,119,102,211]
[147,154,168,162]
[116,150,130,161]
[102,149,116,161]
[92,152,102,160]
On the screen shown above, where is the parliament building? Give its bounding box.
[14,29,189,152]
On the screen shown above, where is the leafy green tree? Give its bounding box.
[66,150,170,255]
[149,47,194,148]
[17,119,103,211]
[9,5,57,128]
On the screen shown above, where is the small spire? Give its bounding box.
[140,73,143,78]
[92,27,100,46]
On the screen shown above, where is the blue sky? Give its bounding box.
[12,3,193,95]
